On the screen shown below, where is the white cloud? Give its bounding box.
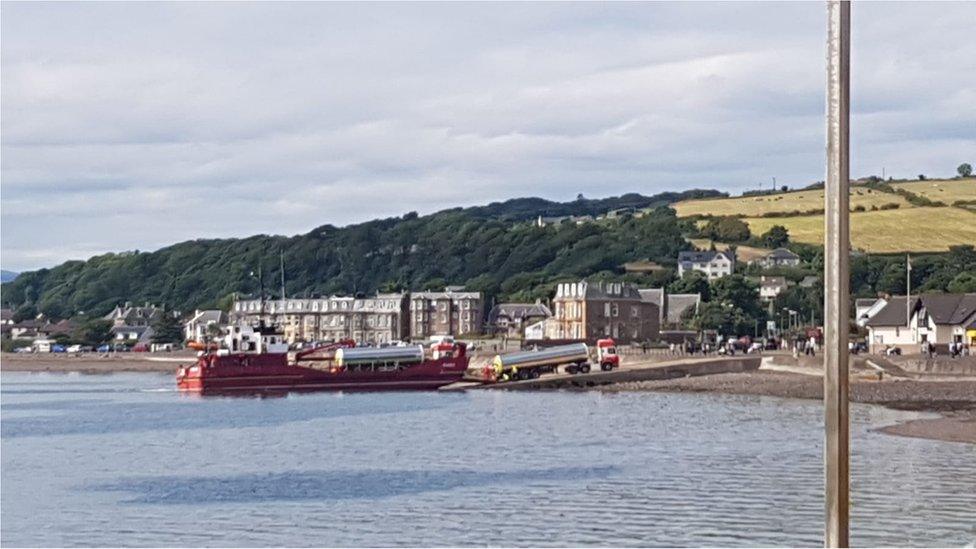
[2,2,974,271]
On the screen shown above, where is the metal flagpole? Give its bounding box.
[824,1,851,547]
[906,254,912,327]
[280,251,286,301]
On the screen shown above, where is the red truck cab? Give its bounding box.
[596,338,620,371]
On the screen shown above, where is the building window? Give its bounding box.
[604,303,611,317]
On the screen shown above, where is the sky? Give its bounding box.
[2,2,974,272]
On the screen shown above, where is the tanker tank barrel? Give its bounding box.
[335,345,425,367]
[493,343,589,370]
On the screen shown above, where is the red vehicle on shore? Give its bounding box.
[176,324,469,394]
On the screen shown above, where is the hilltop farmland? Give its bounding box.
[672,178,976,253]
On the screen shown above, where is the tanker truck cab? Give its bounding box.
[596,338,620,371]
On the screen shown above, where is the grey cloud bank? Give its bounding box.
[2,2,974,271]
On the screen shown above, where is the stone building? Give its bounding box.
[409,290,483,339]
[233,294,408,345]
[545,280,660,344]
[487,302,552,338]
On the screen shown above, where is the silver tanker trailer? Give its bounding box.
[488,340,621,382]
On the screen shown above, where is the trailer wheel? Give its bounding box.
[579,363,591,374]
[566,365,578,375]
[529,370,541,379]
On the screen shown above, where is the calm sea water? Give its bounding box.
[1,371,974,547]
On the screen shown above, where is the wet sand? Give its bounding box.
[0,352,191,373]
[603,370,976,444]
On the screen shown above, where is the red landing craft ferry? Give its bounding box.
[176,324,469,394]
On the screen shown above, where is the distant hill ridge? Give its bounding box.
[0,189,722,318]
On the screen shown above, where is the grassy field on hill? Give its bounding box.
[673,187,911,217]
[673,178,975,253]
[892,179,976,203]
[742,207,976,253]
[687,239,771,261]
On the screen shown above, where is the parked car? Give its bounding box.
[14,346,33,353]
[96,343,130,352]
[132,343,149,352]
[51,344,67,353]
[66,344,92,353]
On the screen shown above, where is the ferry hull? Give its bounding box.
[176,353,468,394]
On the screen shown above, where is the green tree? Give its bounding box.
[958,163,973,177]
[702,217,751,242]
[693,301,734,334]
[668,271,711,301]
[711,275,763,318]
[206,322,223,343]
[72,319,112,347]
[11,303,37,323]
[692,301,756,336]
[947,245,976,270]
[876,262,907,295]
[947,272,976,293]
[760,225,790,249]
[151,311,184,344]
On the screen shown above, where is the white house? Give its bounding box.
[855,298,887,327]
[866,294,976,352]
[759,276,789,300]
[524,319,547,340]
[184,309,227,342]
[677,251,734,280]
[752,248,801,268]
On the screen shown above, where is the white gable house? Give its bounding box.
[677,251,734,280]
